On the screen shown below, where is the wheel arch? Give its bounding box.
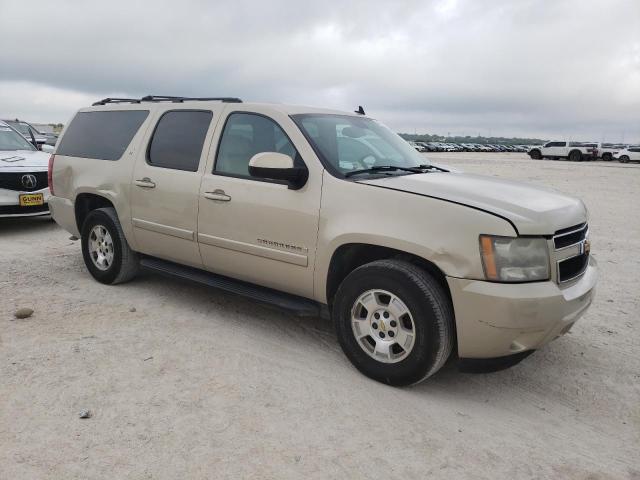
[568,149,583,160]
[325,243,451,309]
[74,193,116,232]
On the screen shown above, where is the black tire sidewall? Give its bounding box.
[333,264,446,386]
[81,209,124,284]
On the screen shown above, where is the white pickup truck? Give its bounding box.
[528,141,598,162]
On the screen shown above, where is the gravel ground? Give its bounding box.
[1,152,639,479]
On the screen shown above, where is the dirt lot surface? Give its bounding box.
[1,153,639,479]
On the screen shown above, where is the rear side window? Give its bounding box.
[57,110,149,160]
[147,110,213,172]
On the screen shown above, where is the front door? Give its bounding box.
[130,108,219,267]
[197,109,321,298]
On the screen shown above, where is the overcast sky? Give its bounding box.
[1,0,639,142]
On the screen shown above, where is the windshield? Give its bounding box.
[5,121,31,136]
[0,125,36,151]
[292,114,429,176]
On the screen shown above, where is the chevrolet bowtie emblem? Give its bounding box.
[379,319,386,331]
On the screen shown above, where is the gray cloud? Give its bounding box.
[1,0,639,142]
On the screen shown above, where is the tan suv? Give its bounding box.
[48,96,597,385]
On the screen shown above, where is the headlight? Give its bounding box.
[479,235,550,282]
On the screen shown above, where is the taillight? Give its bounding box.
[48,154,55,196]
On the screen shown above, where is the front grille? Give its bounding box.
[0,203,49,215]
[554,223,587,249]
[558,253,589,282]
[0,172,48,192]
[554,223,589,283]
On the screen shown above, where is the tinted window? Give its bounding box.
[215,113,298,177]
[148,110,213,172]
[57,110,149,160]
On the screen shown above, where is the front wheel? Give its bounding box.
[81,207,139,284]
[619,155,629,163]
[529,149,542,160]
[602,153,612,161]
[333,259,455,386]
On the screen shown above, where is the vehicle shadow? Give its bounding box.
[0,215,57,236]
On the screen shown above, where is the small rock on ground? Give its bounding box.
[79,410,92,419]
[14,308,34,319]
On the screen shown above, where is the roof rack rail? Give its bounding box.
[93,96,243,106]
[140,95,243,103]
[92,98,141,106]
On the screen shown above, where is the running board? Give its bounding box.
[139,256,323,317]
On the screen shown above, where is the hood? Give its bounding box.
[0,150,50,172]
[359,172,587,235]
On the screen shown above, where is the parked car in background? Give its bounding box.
[613,146,640,163]
[528,141,598,161]
[0,120,51,217]
[597,143,627,161]
[3,119,58,147]
[408,141,426,152]
[412,142,432,152]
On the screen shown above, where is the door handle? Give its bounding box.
[204,189,231,202]
[134,177,156,188]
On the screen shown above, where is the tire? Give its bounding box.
[569,150,582,162]
[332,259,455,386]
[81,207,139,284]
[529,149,542,160]
[619,155,629,163]
[602,153,612,161]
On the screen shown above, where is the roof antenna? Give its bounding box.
[355,105,365,115]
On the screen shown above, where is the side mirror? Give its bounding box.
[248,152,308,190]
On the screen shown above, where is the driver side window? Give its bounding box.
[215,113,299,177]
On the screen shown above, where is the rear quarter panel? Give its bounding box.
[52,106,156,249]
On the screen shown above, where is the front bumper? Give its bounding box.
[447,257,597,358]
[0,187,50,217]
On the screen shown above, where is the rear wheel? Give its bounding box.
[619,155,630,163]
[333,259,455,386]
[569,150,582,162]
[81,207,139,284]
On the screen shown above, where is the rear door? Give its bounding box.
[130,107,221,267]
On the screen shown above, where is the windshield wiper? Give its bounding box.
[345,165,431,178]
